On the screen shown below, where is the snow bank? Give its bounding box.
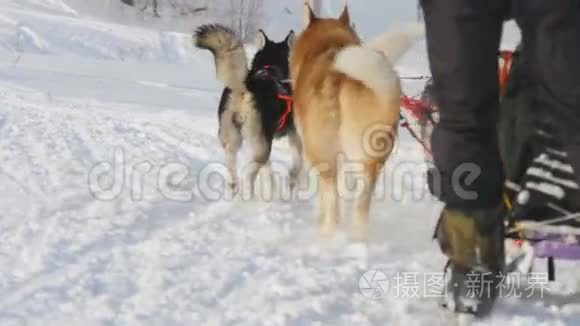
[0,1,200,63]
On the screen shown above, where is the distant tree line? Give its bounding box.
[118,0,264,42]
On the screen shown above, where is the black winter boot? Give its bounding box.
[435,207,504,318]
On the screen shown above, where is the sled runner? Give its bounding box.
[400,46,580,281]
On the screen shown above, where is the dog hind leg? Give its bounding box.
[219,111,242,193]
[246,137,272,200]
[318,166,339,237]
[351,161,382,242]
[288,129,303,191]
[240,107,272,199]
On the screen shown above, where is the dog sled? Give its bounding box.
[400,47,580,280]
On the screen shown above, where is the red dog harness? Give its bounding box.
[276,92,293,132]
[255,64,294,133]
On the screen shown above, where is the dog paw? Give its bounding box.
[287,167,297,182]
[350,223,369,243]
[288,177,298,193]
[226,181,239,195]
[320,221,338,238]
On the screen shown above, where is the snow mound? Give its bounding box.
[0,1,198,63]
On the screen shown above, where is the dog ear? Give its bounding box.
[256,29,268,50]
[285,30,295,48]
[339,3,350,25]
[304,1,317,26]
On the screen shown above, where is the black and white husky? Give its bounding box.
[194,24,302,194]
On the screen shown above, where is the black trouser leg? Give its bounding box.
[422,0,509,209]
[514,0,580,195]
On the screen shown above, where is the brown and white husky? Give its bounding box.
[289,4,424,241]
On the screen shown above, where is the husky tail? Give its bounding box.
[195,24,248,91]
[364,22,425,63]
[334,22,425,100]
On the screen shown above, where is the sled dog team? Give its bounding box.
[195,4,424,241]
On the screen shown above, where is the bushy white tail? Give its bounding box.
[334,22,425,99]
[365,22,425,63]
[194,24,248,91]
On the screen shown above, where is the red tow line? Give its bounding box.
[276,93,293,132]
[401,95,427,121]
[399,50,516,157]
[499,50,514,92]
[400,95,433,156]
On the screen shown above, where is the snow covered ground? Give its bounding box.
[0,1,579,325]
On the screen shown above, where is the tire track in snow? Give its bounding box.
[0,82,231,315]
[0,199,238,312]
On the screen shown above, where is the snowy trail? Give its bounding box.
[0,1,579,325]
[0,77,434,325]
[2,74,578,326]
